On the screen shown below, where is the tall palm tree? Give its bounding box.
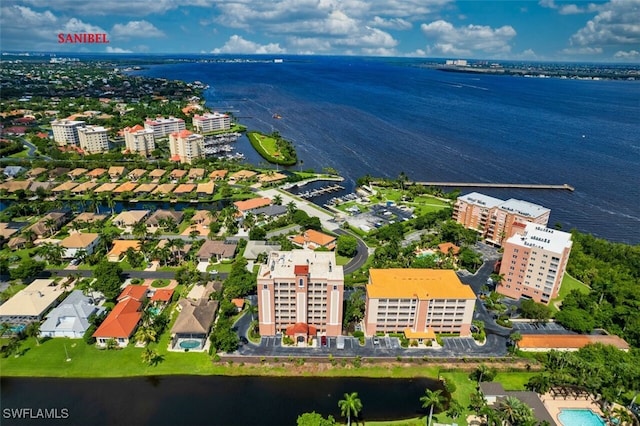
[497,396,533,426]
[39,242,65,265]
[273,194,283,205]
[509,331,523,350]
[134,326,157,345]
[106,196,116,215]
[43,218,58,237]
[338,392,362,426]
[420,389,445,426]
[286,201,297,219]
[133,221,148,240]
[173,239,185,263]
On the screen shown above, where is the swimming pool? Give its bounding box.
[179,340,202,350]
[558,409,605,426]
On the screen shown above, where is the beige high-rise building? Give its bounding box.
[168,130,204,164]
[364,269,476,339]
[257,250,344,340]
[124,124,156,157]
[193,112,231,133]
[453,192,550,246]
[78,125,109,154]
[144,116,186,138]
[51,119,85,146]
[498,223,572,305]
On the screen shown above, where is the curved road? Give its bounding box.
[334,229,369,274]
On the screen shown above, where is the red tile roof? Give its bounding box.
[171,129,193,138]
[233,197,271,212]
[117,285,147,302]
[286,322,318,336]
[231,298,245,309]
[92,298,142,339]
[294,265,309,275]
[151,289,174,303]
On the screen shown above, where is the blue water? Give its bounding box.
[131,56,640,243]
[559,409,606,426]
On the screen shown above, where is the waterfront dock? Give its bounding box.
[411,182,575,191]
[298,184,345,199]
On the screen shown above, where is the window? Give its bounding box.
[299,278,304,288]
[263,284,267,289]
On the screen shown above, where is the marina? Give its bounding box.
[296,184,345,199]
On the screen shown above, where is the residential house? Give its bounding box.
[148,169,166,181]
[86,168,107,179]
[150,289,174,308]
[29,181,55,193]
[27,167,48,178]
[60,233,100,258]
[479,382,556,425]
[40,290,105,338]
[243,241,281,261]
[92,298,142,348]
[145,210,184,232]
[49,167,70,179]
[209,170,228,180]
[231,298,245,312]
[94,182,118,193]
[196,240,237,262]
[229,169,257,181]
[169,169,187,180]
[127,168,147,181]
[291,229,337,251]
[173,183,196,196]
[233,197,272,217]
[68,168,88,180]
[0,181,30,194]
[113,182,138,194]
[437,242,460,256]
[152,183,176,196]
[257,172,287,184]
[3,165,26,178]
[117,285,148,303]
[108,166,126,180]
[170,282,219,351]
[188,168,205,181]
[107,240,142,262]
[51,181,78,194]
[29,211,70,238]
[133,183,157,196]
[0,222,27,240]
[111,210,150,231]
[196,182,215,196]
[71,182,98,194]
[251,205,288,222]
[0,279,64,326]
[70,212,107,227]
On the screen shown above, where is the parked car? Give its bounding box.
[321,336,327,347]
[373,336,380,345]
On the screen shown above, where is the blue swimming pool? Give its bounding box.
[558,409,605,426]
[179,340,201,350]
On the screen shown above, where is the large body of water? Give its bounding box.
[1,376,440,426]
[133,56,640,244]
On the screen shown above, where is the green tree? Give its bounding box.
[519,299,552,323]
[445,399,464,422]
[338,392,362,426]
[93,261,123,300]
[509,331,523,350]
[337,235,358,257]
[134,326,157,345]
[555,307,595,333]
[420,389,445,426]
[38,242,65,265]
[296,412,336,426]
[10,258,45,281]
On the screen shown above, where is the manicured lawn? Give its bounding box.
[551,273,590,310]
[336,255,351,266]
[9,148,30,158]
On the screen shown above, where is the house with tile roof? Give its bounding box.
[27,167,48,178]
[127,168,147,181]
[117,285,148,303]
[133,183,157,195]
[86,168,107,179]
[196,240,237,262]
[145,210,184,232]
[71,182,98,194]
[173,183,196,195]
[28,211,70,237]
[107,240,142,262]
[111,210,150,230]
[479,382,556,426]
[0,180,30,193]
[148,168,166,181]
[2,166,26,178]
[52,181,79,193]
[169,169,188,180]
[170,282,219,352]
[94,182,118,193]
[518,333,629,352]
[70,212,107,227]
[209,169,228,180]
[291,229,337,251]
[152,183,176,196]
[40,290,105,338]
[60,233,100,258]
[229,169,257,181]
[188,168,205,180]
[108,166,126,180]
[68,168,88,180]
[233,197,272,216]
[196,182,215,196]
[150,289,174,306]
[0,279,64,326]
[93,298,142,348]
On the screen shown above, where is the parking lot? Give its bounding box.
[512,321,569,333]
[441,337,478,351]
[344,203,415,232]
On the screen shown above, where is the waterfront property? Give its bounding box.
[40,290,105,339]
[123,125,156,157]
[257,250,344,339]
[364,269,476,338]
[233,197,272,216]
[77,125,109,154]
[0,279,64,327]
[497,223,572,305]
[144,116,186,139]
[170,282,219,352]
[453,192,551,246]
[111,210,150,232]
[480,382,556,425]
[59,232,100,258]
[291,229,336,251]
[192,112,231,133]
[93,286,147,348]
[169,130,204,164]
[51,118,85,146]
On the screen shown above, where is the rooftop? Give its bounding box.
[506,223,572,253]
[259,250,343,281]
[499,198,550,219]
[458,192,503,208]
[92,298,141,339]
[60,232,100,248]
[234,197,271,212]
[0,279,61,317]
[367,269,475,300]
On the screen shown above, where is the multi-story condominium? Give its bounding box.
[192,112,231,133]
[497,223,572,305]
[51,119,85,146]
[123,124,156,157]
[78,125,109,154]
[453,192,550,246]
[168,130,204,164]
[144,116,186,138]
[257,250,344,340]
[364,269,476,339]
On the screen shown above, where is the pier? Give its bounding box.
[410,182,575,191]
[298,184,345,199]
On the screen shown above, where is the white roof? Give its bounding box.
[458,192,503,208]
[506,223,572,254]
[40,290,104,334]
[499,198,550,219]
[259,250,343,281]
[0,279,61,317]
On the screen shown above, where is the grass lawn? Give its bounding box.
[336,254,351,266]
[9,148,30,158]
[1,247,38,262]
[551,273,590,311]
[493,372,537,389]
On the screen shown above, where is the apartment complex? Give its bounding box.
[453,192,550,246]
[168,130,204,164]
[78,125,109,154]
[257,250,344,339]
[364,269,476,338]
[192,112,231,133]
[497,223,572,305]
[51,119,85,146]
[123,124,156,157]
[144,116,186,138]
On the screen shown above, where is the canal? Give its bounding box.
[1,376,444,426]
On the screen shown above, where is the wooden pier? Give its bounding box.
[298,184,345,199]
[411,182,575,191]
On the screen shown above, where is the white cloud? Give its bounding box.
[569,0,640,48]
[106,46,133,53]
[613,49,639,58]
[211,35,285,54]
[112,21,165,38]
[17,0,215,16]
[420,20,517,56]
[61,18,105,34]
[561,46,604,55]
[370,16,412,30]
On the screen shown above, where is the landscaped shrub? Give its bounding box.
[410,340,418,347]
[435,335,444,346]
[400,336,409,348]
[353,331,364,338]
[83,325,97,345]
[282,335,294,346]
[131,278,142,284]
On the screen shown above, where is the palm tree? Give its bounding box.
[420,389,445,426]
[273,194,283,205]
[132,221,148,240]
[338,392,362,426]
[134,326,157,345]
[243,212,255,230]
[39,242,65,265]
[247,302,258,321]
[509,331,523,350]
[106,196,116,215]
[286,201,297,219]
[141,347,156,365]
[43,218,58,237]
[446,400,464,423]
[172,239,185,263]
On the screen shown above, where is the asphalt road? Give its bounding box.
[334,229,369,274]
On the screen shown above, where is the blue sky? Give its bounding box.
[1,0,638,61]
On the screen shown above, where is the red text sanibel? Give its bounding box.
[58,33,110,44]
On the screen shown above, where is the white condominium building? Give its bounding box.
[51,119,85,146]
[257,250,344,339]
[78,125,109,154]
[144,116,186,138]
[192,112,231,133]
[168,130,204,164]
[124,125,156,157]
[365,269,476,339]
[498,223,572,305]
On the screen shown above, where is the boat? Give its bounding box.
[272,113,282,119]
